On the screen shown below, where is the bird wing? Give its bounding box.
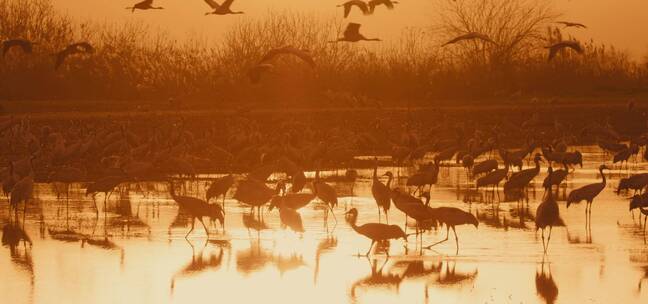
[351,1,370,15]
[261,46,315,68]
[221,0,236,9]
[357,223,394,239]
[204,0,220,9]
[344,23,361,37]
[137,0,153,6]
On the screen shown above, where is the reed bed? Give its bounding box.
[0,0,646,108]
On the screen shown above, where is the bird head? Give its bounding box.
[534,153,544,163]
[599,164,609,171]
[617,178,629,194]
[382,171,393,178]
[344,208,358,222]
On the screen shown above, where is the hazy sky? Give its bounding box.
[52,0,648,59]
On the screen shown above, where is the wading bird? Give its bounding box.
[546,41,583,61]
[423,206,478,254]
[443,32,497,46]
[617,173,648,195]
[504,153,543,193]
[472,159,498,178]
[372,165,392,223]
[368,0,398,13]
[338,1,370,18]
[566,164,608,218]
[86,175,125,217]
[126,0,163,12]
[168,181,225,238]
[203,0,244,15]
[330,23,381,42]
[536,190,559,254]
[556,21,587,28]
[10,175,33,221]
[312,166,338,223]
[233,178,282,216]
[2,39,34,57]
[206,174,234,210]
[543,165,568,194]
[55,42,94,70]
[345,208,407,256]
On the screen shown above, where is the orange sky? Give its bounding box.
[52,0,648,59]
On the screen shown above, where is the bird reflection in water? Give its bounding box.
[236,239,274,276]
[535,260,558,304]
[171,240,227,293]
[349,258,403,302]
[2,222,34,299]
[639,266,648,293]
[314,235,337,284]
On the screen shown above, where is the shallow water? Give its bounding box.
[1,146,647,304]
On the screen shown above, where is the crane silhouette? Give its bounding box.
[2,39,34,57]
[168,181,225,238]
[504,153,543,192]
[472,159,498,177]
[249,46,316,83]
[312,165,338,224]
[126,0,163,12]
[617,173,648,195]
[268,192,315,211]
[556,21,587,28]
[338,1,370,18]
[535,261,558,304]
[330,23,381,42]
[372,163,392,223]
[204,0,244,15]
[423,206,478,254]
[566,164,609,221]
[368,0,399,13]
[55,42,94,70]
[10,174,33,222]
[86,175,125,217]
[443,32,497,46]
[536,190,559,254]
[206,174,234,211]
[546,41,583,61]
[345,208,407,256]
[233,178,281,217]
[543,165,568,195]
[476,162,509,197]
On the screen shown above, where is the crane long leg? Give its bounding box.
[541,228,546,253]
[545,226,553,253]
[424,226,450,249]
[198,218,209,237]
[365,240,375,256]
[452,226,459,254]
[91,194,99,217]
[185,218,195,239]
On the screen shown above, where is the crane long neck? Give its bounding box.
[373,165,378,179]
[424,196,430,206]
[386,175,393,188]
[600,168,606,185]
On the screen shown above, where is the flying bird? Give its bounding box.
[54,42,95,70]
[330,23,381,43]
[259,46,315,68]
[204,0,244,15]
[338,1,370,18]
[556,21,587,28]
[2,39,34,57]
[546,41,583,61]
[368,0,399,13]
[126,0,163,12]
[443,32,497,46]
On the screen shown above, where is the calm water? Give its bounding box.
[1,146,647,304]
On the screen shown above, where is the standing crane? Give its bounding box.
[566,164,609,222]
[503,153,543,192]
[206,174,234,211]
[86,175,125,217]
[423,206,478,254]
[345,208,407,256]
[312,165,338,224]
[168,181,225,238]
[536,190,559,254]
[10,175,33,222]
[372,163,392,223]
